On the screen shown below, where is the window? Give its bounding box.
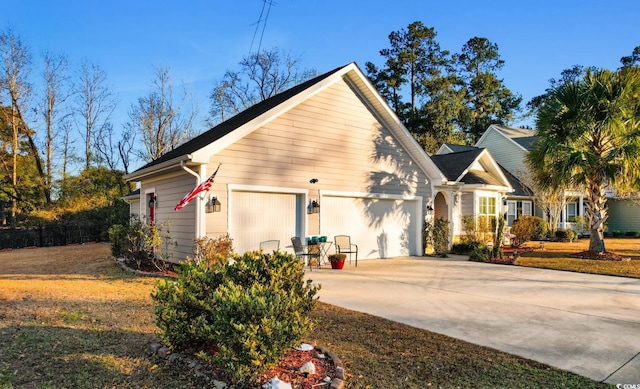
[506,201,517,226]
[506,200,533,226]
[567,202,577,222]
[478,196,496,230]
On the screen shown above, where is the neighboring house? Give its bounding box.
[124,63,445,262]
[431,147,513,242]
[475,124,584,230]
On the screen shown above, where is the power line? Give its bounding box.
[249,0,274,55]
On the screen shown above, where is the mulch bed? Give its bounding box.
[260,346,340,389]
[569,250,631,261]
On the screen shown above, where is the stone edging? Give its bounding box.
[314,345,345,389]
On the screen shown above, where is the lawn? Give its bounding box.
[0,244,611,388]
[516,238,640,278]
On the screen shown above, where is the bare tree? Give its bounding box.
[117,130,135,175]
[0,28,32,222]
[208,48,316,124]
[75,61,117,170]
[127,66,197,162]
[39,51,71,203]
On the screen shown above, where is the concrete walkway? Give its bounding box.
[305,256,640,384]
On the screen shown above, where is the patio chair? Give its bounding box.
[259,239,280,252]
[291,237,320,271]
[335,235,358,266]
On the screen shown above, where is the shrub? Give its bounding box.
[425,217,450,256]
[625,231,640,237]
[555,229,577,242]
[191,234,234,267]
[152,250,320,386]
[451,241,480,255]
[108,224,127,257]
[612,230,623,237]
[468,244,491,262]
[109,215,176,270]
[511,216,548,247]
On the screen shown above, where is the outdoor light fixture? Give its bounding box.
[148,195,157,208]
[308,199,320,214]
[309,178,318,184]
[205,195,221,213]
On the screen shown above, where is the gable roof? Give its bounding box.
[431,149,483,182]
[431,148,512,191]
[436,143,480,155]
[476,124,538,152]
[125,62,446,184]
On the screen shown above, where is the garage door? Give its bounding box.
[230,191,302,255]
[321,195,421,259]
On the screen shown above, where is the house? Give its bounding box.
[474,124,585,230]
[430,147,514,242]
[124,63,445,262]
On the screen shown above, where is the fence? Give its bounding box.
[0,222,111,250]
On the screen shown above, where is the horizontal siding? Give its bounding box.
[476,130,528,176]
[142,173,199,262]
[206,78,431,242]
[606,199,640,232]
[141,78,432,260]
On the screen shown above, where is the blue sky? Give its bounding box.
[3,0,639,158]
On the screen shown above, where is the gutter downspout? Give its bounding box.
[181,161,203,238]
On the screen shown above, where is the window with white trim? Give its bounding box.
[478,196,496,230]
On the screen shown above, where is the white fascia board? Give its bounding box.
[124,154,193,182]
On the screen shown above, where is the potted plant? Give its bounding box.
[328,253,346,269]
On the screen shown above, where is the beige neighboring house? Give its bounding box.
[124,63,445,262]
[431,146,514,242]
[474,124,586,230]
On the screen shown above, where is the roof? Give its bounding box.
[125,62,446,184]
[430,149,484,182]
[439,143,480,154]
[461,170,504,186]
[500,167,532,197]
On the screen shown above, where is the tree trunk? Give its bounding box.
[585,176,608,253]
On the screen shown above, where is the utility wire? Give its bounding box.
[249,0,274,55]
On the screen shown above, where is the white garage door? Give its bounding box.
[230,191,302,255]
[321,195,421,259]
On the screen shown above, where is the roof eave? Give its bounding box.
[124,154,194,182]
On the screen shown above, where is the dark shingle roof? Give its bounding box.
[442,143,479,153]
[512,136,538,151]
[500,166,532,197]
[461,170,503,186]
[430,149,483,181]
[131,64,349,173]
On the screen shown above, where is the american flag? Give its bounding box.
[174,164,221,211]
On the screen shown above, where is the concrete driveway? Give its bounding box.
[305,256,640,385]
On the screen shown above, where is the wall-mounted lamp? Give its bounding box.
[148,194,157,208]
[205,195,221,213]
[309,178,318,184]
[307,199,320,214]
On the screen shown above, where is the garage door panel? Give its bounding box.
[230,191,299,255]
[321,196,419,259]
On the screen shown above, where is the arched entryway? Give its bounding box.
[434,192,448,220]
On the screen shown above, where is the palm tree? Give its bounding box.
[527,67,640,253]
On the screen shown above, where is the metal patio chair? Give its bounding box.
[291,237,320,271]
[335,235,358,266]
